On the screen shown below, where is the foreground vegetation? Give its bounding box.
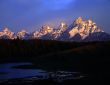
[0,39,109,58]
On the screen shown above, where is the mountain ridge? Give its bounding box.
[0,17,110,41]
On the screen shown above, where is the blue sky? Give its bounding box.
[0,0,110,33]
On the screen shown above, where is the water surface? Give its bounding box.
[0,63,47,80]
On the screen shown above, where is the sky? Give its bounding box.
[0,0,110,33]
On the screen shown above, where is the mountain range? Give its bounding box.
[0,17,110,42]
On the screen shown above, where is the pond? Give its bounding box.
[0,63,48,80]
[0,63,86,84]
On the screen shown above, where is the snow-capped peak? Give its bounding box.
[40,25,53,34]
[17,30,29,39]
[74,17,83,25]
[52,22,67,39]
[69,17,104,39]
[32,25,53,39]
[60,22,67,28]
[0,27,14,39]
[59,22,67,32]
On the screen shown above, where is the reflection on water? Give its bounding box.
[0,63,47,80]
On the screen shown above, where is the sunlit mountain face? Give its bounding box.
[0,17,110,41]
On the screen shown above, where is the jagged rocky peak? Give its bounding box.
[32,31,39,38]
[17,29,28,39]
[58,21,68,33]
[74,17,100,31]
[69,17,104,39]
[61,22,66,27]
[74,17,83,25]
[17,29,28,35]
[0,27,14,39]
[32,25,53,39]
[52,22,67,39]
[59,22,67,30]
[40,25,53,34]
